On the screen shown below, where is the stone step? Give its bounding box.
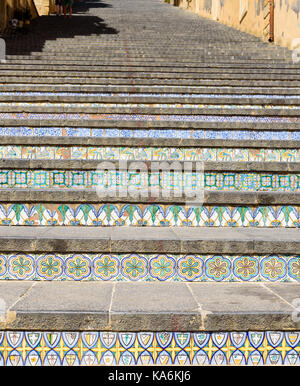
[1,189,299,205]
[1,159,299,172]
[0,135,299,149]
[1,84,299,95]
[0,227,299,283]
[1,104,298,117]
[0,226,299,253]
[0,70,299,81]
[1,281,299,333]
[4,49,289,56]
[5,58,298,67]
[1,64,300,75]
[0,77,297,87]
[1,95,299,105]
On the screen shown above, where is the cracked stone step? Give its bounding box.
[0,281,299,331]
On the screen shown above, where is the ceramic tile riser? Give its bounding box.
[0,0,299,366]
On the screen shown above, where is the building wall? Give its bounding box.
[33,0,52,15]
[174,0,300,50]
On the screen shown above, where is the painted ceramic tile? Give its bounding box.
[0,331,299,366]
[1,203,299,227]
[0,253,299,282]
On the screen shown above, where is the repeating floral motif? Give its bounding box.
[93,255,119,281]
[0,253,298,282]
[260,256,287,281]
[0,203,299,227]
[149,255,176,280]
[177,255,203,281]
[1,331,300,366]
[0,145,299,162]
[0,170,299,191]
[65,255,91,281]
[8,254,35,280]
[121,254,148,281]
[205,256,231,281]
[288,257,300,281]
[36,255,64,280]
[233,256,259,281]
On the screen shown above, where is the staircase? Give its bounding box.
[0,0,299,366]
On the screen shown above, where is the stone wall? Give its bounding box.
[174,0,300,50]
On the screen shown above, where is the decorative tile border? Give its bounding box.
[1,127,299,140]
[0,203,299,227]
[0,253,299,282]
[0,170,299,191]
[1,331,300,365]
[0,145,299,162]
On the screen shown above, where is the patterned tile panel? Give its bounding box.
[0,127,298,141]
[0,127,299,140]
[0,145,299,162]
[0,170,299,191]
[0,253,299,282]
[0,204,299,227]
[1,331,300,365]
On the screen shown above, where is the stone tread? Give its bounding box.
[1,106,299,117]
[0,85,299,95]
[1,189,298,204]
[0,71,299,81]
[2,95,299,105]
[1,159,299,172]
[0,226,299,254]
[0,136,299,148]
[0,78,297,87]
[0,281,299,331]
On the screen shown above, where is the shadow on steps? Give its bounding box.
[2,0,118,56]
